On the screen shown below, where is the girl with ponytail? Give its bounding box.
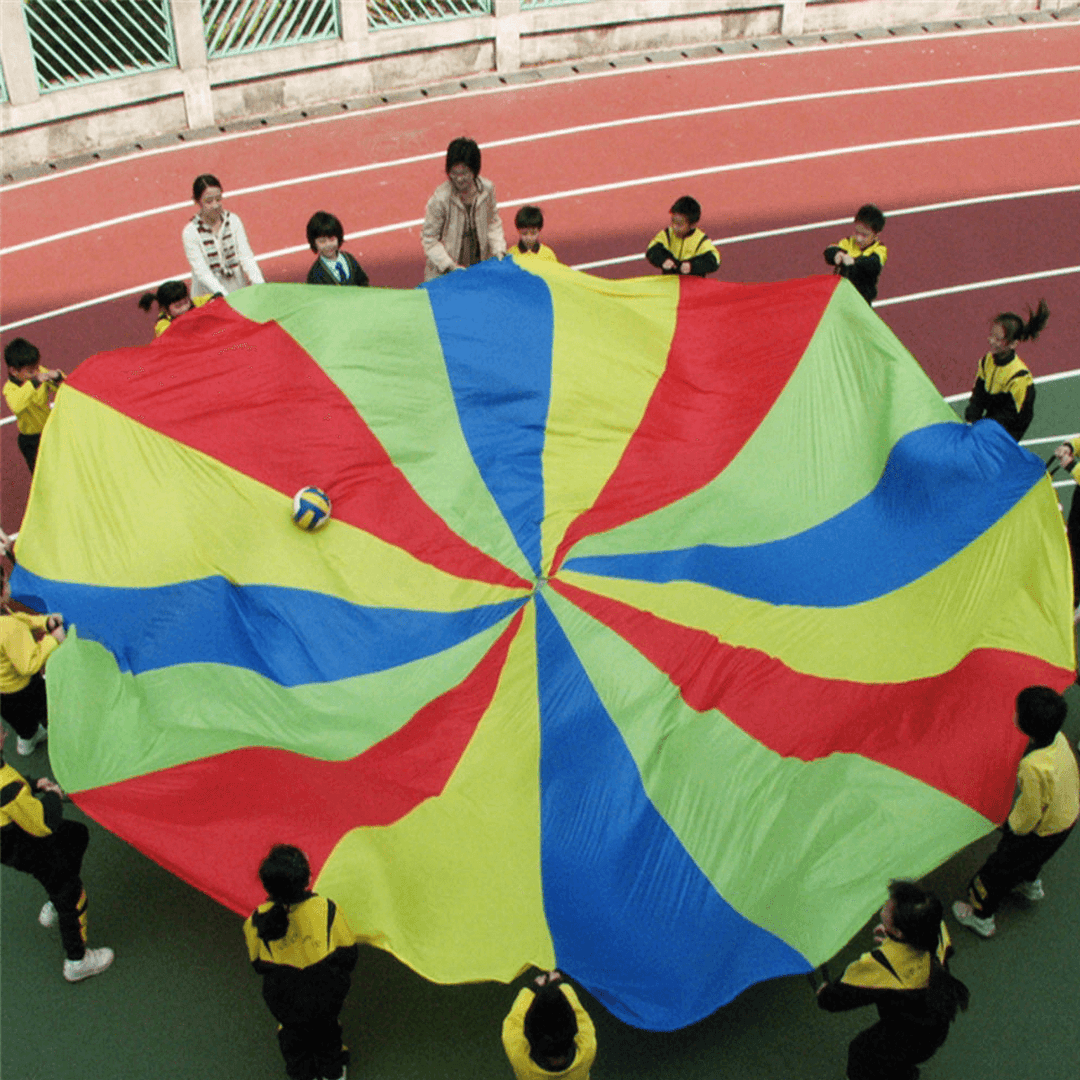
[137,280,218,338]
[964,299,1049,441]
[817,880,969,1080]
[243,845,358,1080]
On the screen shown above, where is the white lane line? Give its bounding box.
[4,18,1077,193]
[877,265,1080,308]
[5,63,1080,256]
[3,194,1079,335]
[1024,433,1080,446]
[945,368,1080,404]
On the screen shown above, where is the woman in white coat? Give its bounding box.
[182,174,264,297]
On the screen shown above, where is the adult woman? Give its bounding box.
[182,174,264,297]
[421,137,506,281]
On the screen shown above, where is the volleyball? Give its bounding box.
[291,486,331,531]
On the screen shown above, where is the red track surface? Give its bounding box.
[3,23,1079,531]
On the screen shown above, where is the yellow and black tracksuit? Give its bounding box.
[2,367,63,472]
[967,731,1079,916]
[501,983,597,1080]
[1,611,58,739]
[1,757,89,960]
[818,925,959,1080]
[646,227,720,276]
[823,237,888,304]
[244,895,358,1080]
[963,350,1035,441]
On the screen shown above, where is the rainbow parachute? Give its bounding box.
[12,260,1074,1030]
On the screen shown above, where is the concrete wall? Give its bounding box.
[0,0,1069,176]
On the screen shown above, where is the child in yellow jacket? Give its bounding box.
[1,724,114,981]
[954,686,1079,936]
[3,338,63,473]
[244,844,358,1080]
[1,564,65,755]
[502,970,596,1080]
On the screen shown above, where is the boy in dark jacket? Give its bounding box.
[305,212,369,287]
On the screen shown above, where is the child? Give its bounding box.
[817,880,969,1080]
[1,564,64,756]
[1,723,115,982]
[513,206,557,262]
[244,844,358,1080]
[3,338,64,473]
[183,173,264,297]
[645,196,720,276]
[501,969,596,1080]
[963,300,1048,442]
[953,686,1078,937]
[138,280,216,337]
[824,204,887,304]
[305,212,369,286]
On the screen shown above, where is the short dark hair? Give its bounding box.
[445,137,481,176]
[138,280,189,313]
[307,211,344,252]
[192,174,222,202]
[887,880,943,953]
[855,204,886,233]
[669,196,702,225]
[4,338,41,370]
[524,984,577,1068]
[1015,686,1067,747]
[515,205,544,230]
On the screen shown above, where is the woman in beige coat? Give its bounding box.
[421,137,507,281]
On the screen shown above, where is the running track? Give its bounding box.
[3,21,1079,530]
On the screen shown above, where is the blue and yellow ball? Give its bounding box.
[292,486,331,532]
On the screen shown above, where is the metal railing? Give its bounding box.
[202,0,341,59]
[368,0,492,31]
[22,0,176,94]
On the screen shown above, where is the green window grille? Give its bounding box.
[22,0,176,94]
[203,0,340,59]
[368,0,492,31]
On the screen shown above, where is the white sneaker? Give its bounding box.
[39,901,57,928]
[1012,878,1044,901]
[15,725,47,755]
[953,901,996,938]
[63,947,114,982]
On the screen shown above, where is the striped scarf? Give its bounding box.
[193,211,240,279]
